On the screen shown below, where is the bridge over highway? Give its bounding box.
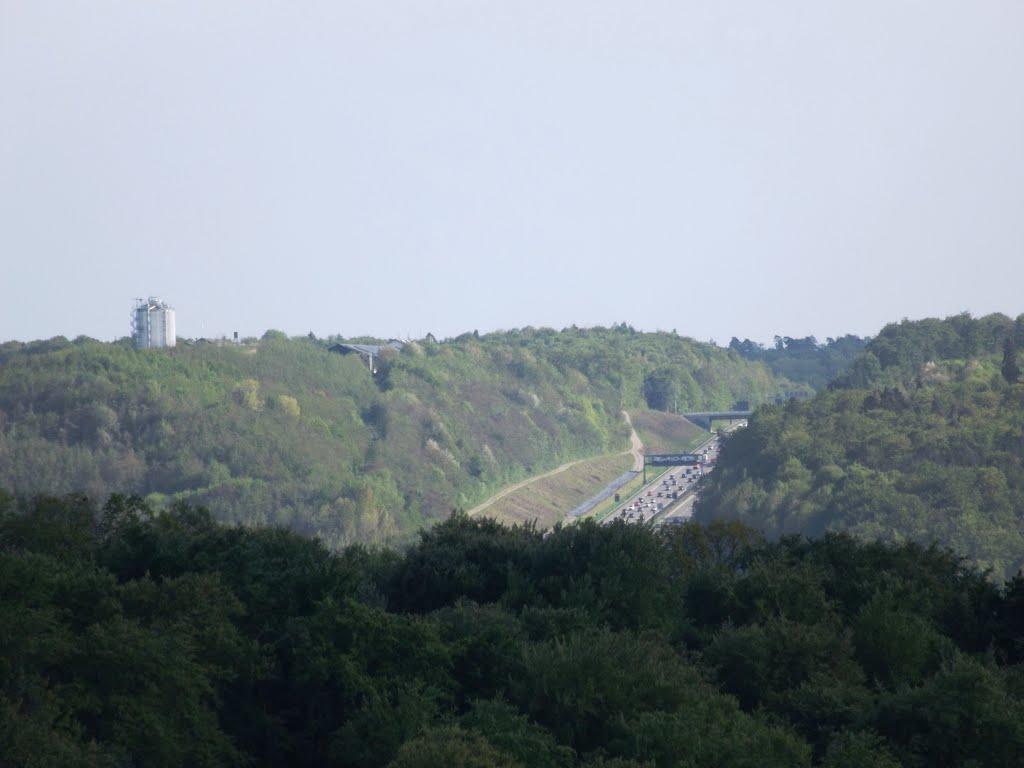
[680,410,752,430]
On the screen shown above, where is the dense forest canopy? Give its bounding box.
[0,326,798,547]
[3,496,1023,767]
[699,312,1024,580]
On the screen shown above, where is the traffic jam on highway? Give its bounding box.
[607,439,721,528]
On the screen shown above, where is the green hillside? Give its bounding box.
[0,326,794,546]
[696,312,1024,579]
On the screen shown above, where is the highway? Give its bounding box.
[600,420,744,529]
[601,435,719,527]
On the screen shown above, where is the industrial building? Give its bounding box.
[132,297,176,349]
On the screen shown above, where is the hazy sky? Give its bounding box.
[3,1,1022,346]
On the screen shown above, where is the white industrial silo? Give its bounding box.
[132,297,177,349]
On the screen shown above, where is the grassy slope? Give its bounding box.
[481,453,634,529]
[478,410,705,529]
[628,409,708,454]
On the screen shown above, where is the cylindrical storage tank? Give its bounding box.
[134,305,150,349]
[162,307,176,347]
[133,297,176,348]
[152,307,165,347]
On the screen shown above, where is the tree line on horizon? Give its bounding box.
[728,334,868,391]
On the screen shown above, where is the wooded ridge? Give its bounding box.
[697,312,1024,580]
[0,325,796,546]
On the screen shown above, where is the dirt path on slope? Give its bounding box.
[622,410,644,471]
[468,411,644,516]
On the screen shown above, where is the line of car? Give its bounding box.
[614,437,725,527]
[613,465,703,523]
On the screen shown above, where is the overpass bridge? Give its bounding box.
[680,410,752,430]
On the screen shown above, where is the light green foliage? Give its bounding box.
[272,393,301,419]
[233,378,262,410]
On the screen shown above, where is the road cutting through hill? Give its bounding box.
[468,411,644,517]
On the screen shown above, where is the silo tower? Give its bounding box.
[132,297,177,349]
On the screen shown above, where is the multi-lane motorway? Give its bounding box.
[600,423,742,529]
